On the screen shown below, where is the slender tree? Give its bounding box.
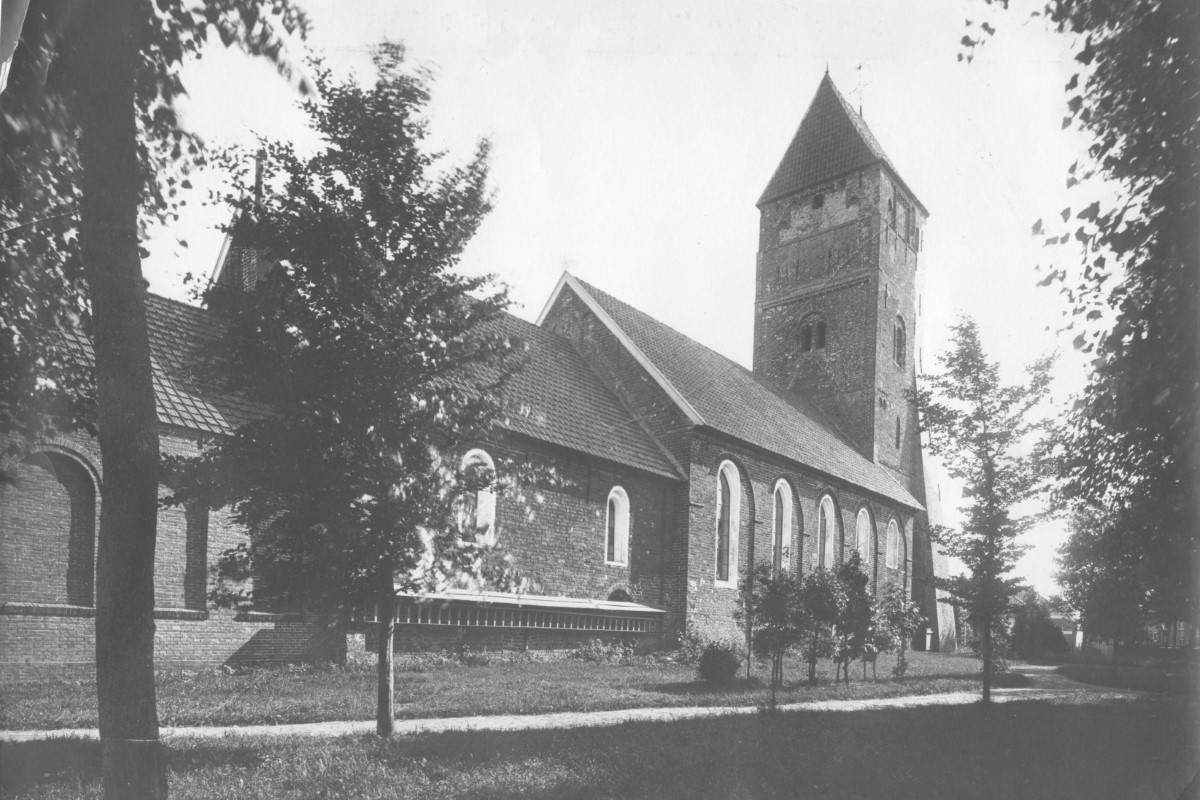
[1,3,307,795]
[918,318,1050,702]
[169,46,525,738]
[875,583,924,678]
[833,552,873,684]
[741,564,803,708]
[795,568,846,685]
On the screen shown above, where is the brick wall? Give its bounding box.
[0,430,337,680]
[476,435,676,617]
[684,431,914,644]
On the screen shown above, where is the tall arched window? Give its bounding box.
[605,486,630,565]
[814,319,827,349]
[771,480,793,573]
[818,494,839,571]
[0,450,97,606]
[855,507,873,566]
[893,317,907,366]
[715,461,741,586]
[885,518,902,570]
[895,416,902,449]
[459,449,497,545]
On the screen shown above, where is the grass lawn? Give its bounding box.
[1,651,985,730]
[2,696,1195,798]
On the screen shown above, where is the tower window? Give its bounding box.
[888,198,896,229]
[895,417,901,449]
[812,193,824,209]
[799,315,825,354]
[893,317,906,366]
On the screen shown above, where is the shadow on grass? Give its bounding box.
[4,698,1196,800]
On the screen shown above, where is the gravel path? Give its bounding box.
[0,669,1145,744]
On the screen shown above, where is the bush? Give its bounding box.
[674,624,708,665]
[697,642,742,685]
[572,638,634,663]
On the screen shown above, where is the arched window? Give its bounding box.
[459,449,497,545]
[814,320,827,350]
[818,494,839,571]
[855,507,873,566]
[894,416,902,449]
[888,197,896,228]
[800,323,813,353]
[771,480,793,573]
[0,450,96,606]
[893,317,906,366]
[715,461,741,586]
[886,518,902,570]
[812,192,824,209]
[605,486,630,565]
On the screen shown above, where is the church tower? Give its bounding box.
[752,73,927,501]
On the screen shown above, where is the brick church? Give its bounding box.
[0,74,953,678]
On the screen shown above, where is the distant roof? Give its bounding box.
[557,275,922,510]
[68,293,680,480]
[483,312,681,479]
[758,73,926,213]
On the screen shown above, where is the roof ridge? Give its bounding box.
[572,275,858,450]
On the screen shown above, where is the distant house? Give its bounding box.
[0,74,954,678]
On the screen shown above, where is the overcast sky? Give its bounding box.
[144,0,1112,597]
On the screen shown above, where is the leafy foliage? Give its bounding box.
[832,553,874,684]
[0,0,310,464]
[170,45,524,615]
[964,0,1199,629]
[741,564,804,704]
[875,583,925,678]
[1011,590,1070,661]
[696,642,742,685]
[918,318,1049,699]
[796,568,847,685]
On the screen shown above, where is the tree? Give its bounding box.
[964,0,1199,633]
[169,45,523,738]
[1057,504,1148,665]
[741,564,803,708]
[918,318,1050,702]
[795,568,846,685]
[1010,589,1069,661]
[833,552,873,684]
[875,583,924,678]
[1,2,308,796]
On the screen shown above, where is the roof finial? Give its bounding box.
[824,61,829,76]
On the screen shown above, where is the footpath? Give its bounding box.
[0,667,1144,744]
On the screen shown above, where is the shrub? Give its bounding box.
[572,638,634,663]
[674,624,708,665]
[697,642,742,685]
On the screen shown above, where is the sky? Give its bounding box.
[144,0,1111,597]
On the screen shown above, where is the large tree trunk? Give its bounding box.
[70,1,166,797]
[376,587,396,737]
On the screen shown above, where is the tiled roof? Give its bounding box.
[63,294,268,436]
[67,294,679,479]
[758,73,924,212]
[570,277,922,510]
[484,312,680,479]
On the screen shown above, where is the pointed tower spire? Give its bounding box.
[758,73,922,211]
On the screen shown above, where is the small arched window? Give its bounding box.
[460,449,497,545]
[814,320,827,349]
[855,507,873,566]
[886,518,902,570]
[893,317,906,366]
[818,494,839,571]
[771,480,793,573]
[715,461,741,586]
[812,193,824,209]
[800,324,813,353]
[895,416,902,449]
[888,197,896,228]
[605,486,630,565]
